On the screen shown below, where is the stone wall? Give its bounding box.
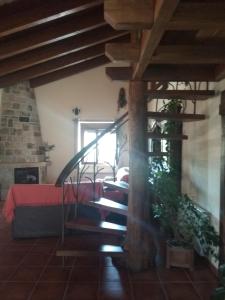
[0,81,44,163]
[0,81,47,200]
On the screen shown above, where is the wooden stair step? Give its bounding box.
[147,111,205,122]
[104,181,129,194]
[146,90,215,100]
[148,151,168,157]
[88,197,128,216]
[65,217,127,235]
[56,244,125,257]
[148,132,188,140]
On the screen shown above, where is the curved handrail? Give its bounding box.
[55,112,128,187]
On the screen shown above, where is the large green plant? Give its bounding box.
[150,98,219,258]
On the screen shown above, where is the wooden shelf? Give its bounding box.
[146,90,215,100]
[65,217,127,235]
[148,132,188,140]
[147,111,205,122]
[88,197,128,216]
[103,181,129,194]
[56,244,125,257]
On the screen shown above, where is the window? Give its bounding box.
[79,121,116,165]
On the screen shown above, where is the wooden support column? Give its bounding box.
[127,80,150,271]
[219,91,225,264]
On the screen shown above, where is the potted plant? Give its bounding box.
[151,169,219,270]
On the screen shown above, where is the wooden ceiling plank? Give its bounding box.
[0,26,128,77]
[168,2,225,31]
[0,49,104,88]
[152,46,225,64]
[106,65,215,82]
[0,0,103,38]
[133,0,180,79]
[146,90,215,100]
[104,0,154,30]
[0,7,106,60]
[0,36,129,87]
[105,43,140,62]
[30,56,110,88]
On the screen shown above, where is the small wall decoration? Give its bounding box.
[117,87,127,111]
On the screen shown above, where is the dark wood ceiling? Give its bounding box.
[0,0,129,88]
[0,0,224,87]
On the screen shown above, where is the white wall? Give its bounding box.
[35,65,128,183]
[182,80,225,233]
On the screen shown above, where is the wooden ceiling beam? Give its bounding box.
[151,46,225,64]
[106,65,216,81]
[105,43,140,62]
[0,0,103,38]
[132,0,180,79]
[0,26,127,77]
[0,7,105,60]
[168,2,225,31]
[104,0,154,30]
[30,56,110,88]
[0,36,129,87]
[146,90,215,101]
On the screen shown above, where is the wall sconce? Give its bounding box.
[72,107,81,119]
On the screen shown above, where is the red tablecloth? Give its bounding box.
[3,182,103,222]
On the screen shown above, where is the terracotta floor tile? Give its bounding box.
[75,256,101,267]
[164,283,200,300]
[31,244,56,254]
[158,268,190,282]
[39,266,71,282]
[129,269,159,282]
[0,252,25,266]
[133,282,166,300]
[101,257,114,267]
[0,266,17,281]
[30,282,66,300]
[65,282,98,300]
[47,255,75,267]
[101,266,129,283]
[0,282,34,300]
[187,268,218,282]
[99,282,132,300]
[70,267,99,282]
[10,266,43,282]
[21,253,50,267]
[194,282,219,300]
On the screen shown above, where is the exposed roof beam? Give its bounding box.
[30,56,110,88]
[146,90,215,101]
[132,0,180,79]
[106,65,216,81]
[0,48,104,88]
[0,26,127,77]
[0,0,103,38]
[168,2,225,31]
[151,46,225,64]
[104,0,153,30]
[105,43,140,62]
[0,36,129,87]
[0,7,105,60]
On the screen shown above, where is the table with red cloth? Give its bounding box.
[3,182,103,223]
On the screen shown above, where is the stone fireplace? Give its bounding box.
[0,81,47,200]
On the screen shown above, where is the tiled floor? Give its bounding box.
[0,204,219,300]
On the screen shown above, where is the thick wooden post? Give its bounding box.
[127,80,150,271]
[219,91,225,263]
